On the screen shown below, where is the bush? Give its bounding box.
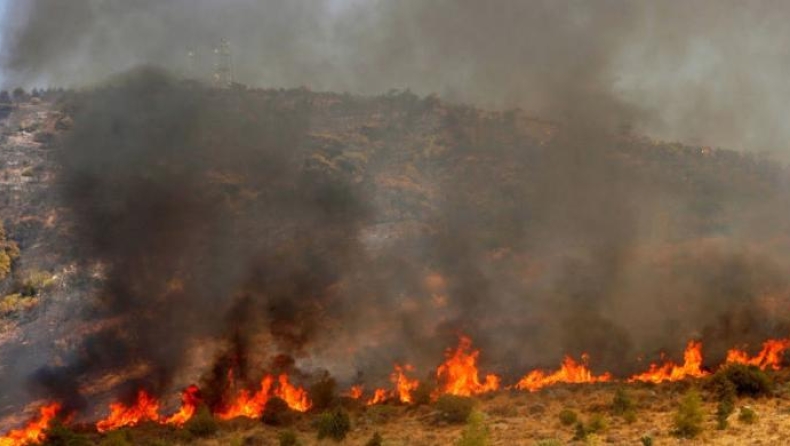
[612,388,634,415]
[99,430,133,446]
[262,397,295,426]
[673,389,703,438]
[365,432,383,446]
[558,408,578,426]
[534,440,562,446]
[316,407,351,442]
[309,371,337,410]
[185,405,218,438]
[738,406,757,424]
[572,414,607,441]
[640,435,653,446]
[435,394,475,424]
[411,381,435,406]
[41,420,92,446]
[710,364,772,398]
[279,429,301,446]
[456,411,490,446]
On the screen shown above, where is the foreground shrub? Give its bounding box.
[535,440,562,446]
[365,432,384,446]
[572,413,607,441]
[710,364,772,398]
[435,394,475,424]
[98,430,132,446]
[612,388,635,415]
[279,429,301,446]
[738,406,757,424]
[185,405,218,438]
[262,397,295,426]
[411,381,435,406]
[456,411,490,446]
[673,389,703,438]
[558,408,578,426]
[316,407,351,442]
[640,435,653,446]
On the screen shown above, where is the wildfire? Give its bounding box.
[345,385,364,400]
[391,364,420,403]
[435,336,500,396]
[163,385,201,426]
[217,374,311,420]
[366,388,389,406]
[0,403,60,446]
[629,340,708,383]
[96,390,161,433]
[515,354,612,392]
[726,339,790,370]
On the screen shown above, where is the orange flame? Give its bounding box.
[96,390,160,433]
[345,385,364,400]
[216,375,274,420]
[726,339,790,370]
[629,340,708,383]
[273,375,312,412]
[391,364,420,403]
[366,388,390,405]
[515,354,612,392]
[217,374,311,419]
[435,336,500,396]
[0,403,60,446]
[163,385,201,426]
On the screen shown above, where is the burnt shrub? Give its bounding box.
[316,407,351,442]
[262,397,295,426]
[710,364,772,398]
[309,372,337,410]
[185,405,218,438]
[435,394,475,424]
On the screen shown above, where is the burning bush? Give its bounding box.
[672,389,703,438]
[435,394,475,424]
[315,407,351,442]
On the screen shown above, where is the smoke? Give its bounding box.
[0,0,789,418]
[3,1,790,155]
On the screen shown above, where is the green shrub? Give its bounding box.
[572,413,607,441]
[738,406,757,424]
[0,293,38,315]
[558,408,578,426]
[365,432,384,446]
[99,430,133,446]
[673,389,703,438]
[185,405,218,438]
[611,388,634,415]
[716,395,735,430]
[623,410,637,424]
[316,407,351,442]
[365,404,398,425]
[455,411,490,446]
[279,429,301,446]
[710,364,772,398]
[309,372,337,410]
[535,440,562,446]
[435,394,475,424]
[40,420,92,446]
[640,435,653,446]
[262,397,295,426]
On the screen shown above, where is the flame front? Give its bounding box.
[392,364,420,403]
[273,375,312,412]
[435,336,500,396]
[96,390,160,433]
[366,388,389,405]
[345,385,364,400]
[629,340,708,383]
[0,403,60,446]
[515,354,612,392]
[163,385,201,426]
[726,339,790,370]
[217,374,311,420]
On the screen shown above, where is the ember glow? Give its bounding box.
[515,354,612,392]
[726,339,790,370]
[435,336,500,396]
[628,340,708,383]
[0,403,60,446]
